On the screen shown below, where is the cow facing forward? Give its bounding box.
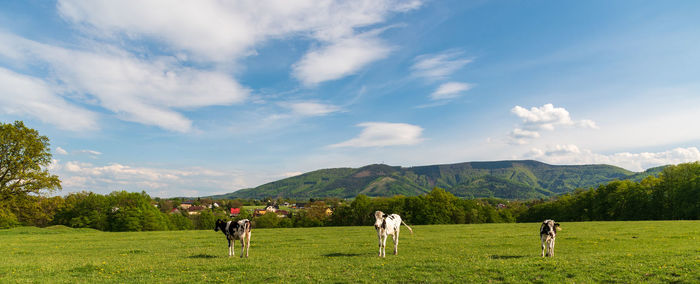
[214,219,251,258]
[540,219,561,257]
[374,211,413,257]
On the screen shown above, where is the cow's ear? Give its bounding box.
[554,222,560,227]
[383,214,388,218]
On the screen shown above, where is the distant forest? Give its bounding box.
[2,162,697,231]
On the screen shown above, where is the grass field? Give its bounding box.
[1,221,698,283]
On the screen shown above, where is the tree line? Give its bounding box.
[1,165,698,230]
[1,120,699,231]
[518,162,700,222]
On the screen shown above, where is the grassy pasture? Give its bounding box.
[1,221,698,283]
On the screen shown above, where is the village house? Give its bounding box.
[229,208,240,217]
[179,201,193,210]
[187,205,206,215]
[253,209,267,217]
[276,210,289,218]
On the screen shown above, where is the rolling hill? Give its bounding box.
[212,160,665,200]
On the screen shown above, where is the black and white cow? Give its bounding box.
[214,219,252,258]
[373,211,413,257]
[540,219,561,257]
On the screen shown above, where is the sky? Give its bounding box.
[1,0,700,197]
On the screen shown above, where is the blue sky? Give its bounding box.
[1,0,699,197]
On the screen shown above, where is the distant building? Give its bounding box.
[187,206,206,215]
[276,210,289,218]
[230,208,241,217]
[180,202,193,210]
[253,209,267,217]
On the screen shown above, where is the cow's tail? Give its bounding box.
[401,220,413,234]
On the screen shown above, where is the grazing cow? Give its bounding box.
[373,211,413,257]
[214,219,252,258]
[540,219,561,257]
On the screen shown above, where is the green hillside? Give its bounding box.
[213,160,664,200]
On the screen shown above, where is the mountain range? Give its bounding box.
[211,160,665,200]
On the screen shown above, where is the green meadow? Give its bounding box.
[1,221,698,283]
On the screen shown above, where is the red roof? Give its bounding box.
[188,206,205,211]
[230,208,240,214]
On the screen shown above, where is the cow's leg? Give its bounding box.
[377,233,383,257]
[550,239,555,257]
[381,234,388,257]
[245,232,251,258]
[239,238,245,258]
[393,231,399,255]
[228,239,233,257]
[541,237,545,257]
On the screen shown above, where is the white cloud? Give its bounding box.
[0,67,98,131]
[283,172,303,178]
[55,160,255,197]
[411,50,472,80]
[544,144,581,156]
[58,0,421,84]
[525,145,700,172]
[293,32,393,86]
[509,103,597,144]
[510,128,541,139]
[55,147,69,155]
[430,82,472,100]
[76,149,102,156]
[330,122,424,148]
[0,32,248,132]
[509,128,541,144]
[282,102,341,117]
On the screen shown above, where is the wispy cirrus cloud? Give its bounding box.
[0,67,99,131]
[509,104,597,144]
[430,82,473,100]
[1,0,425,133]
[293,31,393,86]
[76,149,102,156]
[0,32,248,132]
[59,0,422,85]
[330,122,424,148]
[411,50,472,81]
[280,101,342,117]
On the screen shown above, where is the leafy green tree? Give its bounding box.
[53,192,109,230]
[0,121,61,201]
[349,194,373,225]
[0,204,18,228]
[168,212,194,230]
[254,211,280,228]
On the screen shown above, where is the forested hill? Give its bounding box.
[214,160,665,200]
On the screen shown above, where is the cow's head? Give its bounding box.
[541,219,560,238]
[374,211,388,230]
[214,219,225,232]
